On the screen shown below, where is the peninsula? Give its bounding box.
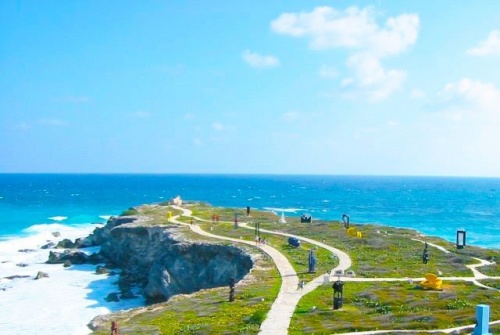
[72,200,500,334]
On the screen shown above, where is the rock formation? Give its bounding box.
[97,216,253,303]
[46,212,254,304]
[34,271,49,280]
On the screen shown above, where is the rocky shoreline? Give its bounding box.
[45,212,254,304]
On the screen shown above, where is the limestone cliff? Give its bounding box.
[92,215,253,303]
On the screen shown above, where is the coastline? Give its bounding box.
[1,197,500,334]
[88,202,500,334]
[0,223,144,335]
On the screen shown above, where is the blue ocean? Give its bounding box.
[1,173,500,334]
[1,174,499,248]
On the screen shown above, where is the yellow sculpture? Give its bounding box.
[346,227,363,238]
[167,211,173,221]
[419,273,443,290]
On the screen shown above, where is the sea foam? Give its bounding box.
[49,216,68,221]
[0,223,144,335]
[263,207,303,213]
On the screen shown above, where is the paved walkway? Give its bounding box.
[171,206,353,335]
[412,238,451,254]
[239,223,353,334]
[413,238,500,288]
[170,205,500,334]
[238,222,352,295]
[170,206,301,335]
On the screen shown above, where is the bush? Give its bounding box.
[446,299,471,310]
[121,208,138,216]
[245,309,267,325]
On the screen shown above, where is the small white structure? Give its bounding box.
[345,270,356,277]
[279,212,287,224]
[172,196,183,206]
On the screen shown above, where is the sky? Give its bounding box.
[1,1,500,176]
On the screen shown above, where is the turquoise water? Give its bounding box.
[1,174,499,248]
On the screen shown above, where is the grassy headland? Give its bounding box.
[91,201,500,334]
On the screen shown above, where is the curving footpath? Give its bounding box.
[413,238,500,290]
[171,206,353,335]
[171,205,500,334]
[170,206,301,335]
[238,222,352,334]
[238,222,352,294]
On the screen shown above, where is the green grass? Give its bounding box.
[478,263,500,277]
[234,220,473,278]
[92,248,280,335]
[91,202,500,334]
[194,220,339,283]
[290,281,500,334]
[478,279,500,290]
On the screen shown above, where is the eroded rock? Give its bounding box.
[35,271,49,280]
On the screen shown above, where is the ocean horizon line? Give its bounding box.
[1,172,500,179]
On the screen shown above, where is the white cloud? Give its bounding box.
[271,6,418,57]
[347,53,407,101]
[420,79,500,175]
[242,50,280,68]
[442,78,500,115]
[340,78,354,87]
[193,138,203,147]
[319,65,338,79]
[387,120,400,127]
[132,111,151,118]
[271,6,418,101]
[467,30,500,56]
[184,112,195,120]
[213,122,224,131]
[411,89,425,99]
[282,111,301,122]
[16,122,31,130]
[40,118,68,126]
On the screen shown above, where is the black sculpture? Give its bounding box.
[229,277,235,302]
[332,278,344,310]
[308,249,317,273]
[422,242,429,264]
[300,214,312,223]
[342,214,350,229]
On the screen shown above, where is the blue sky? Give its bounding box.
[1,1,499,176]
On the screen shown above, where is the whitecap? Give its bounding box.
[263,207,302,213]
[48,216,68,221]
[0,224,144,335]
[21,223,100,238]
